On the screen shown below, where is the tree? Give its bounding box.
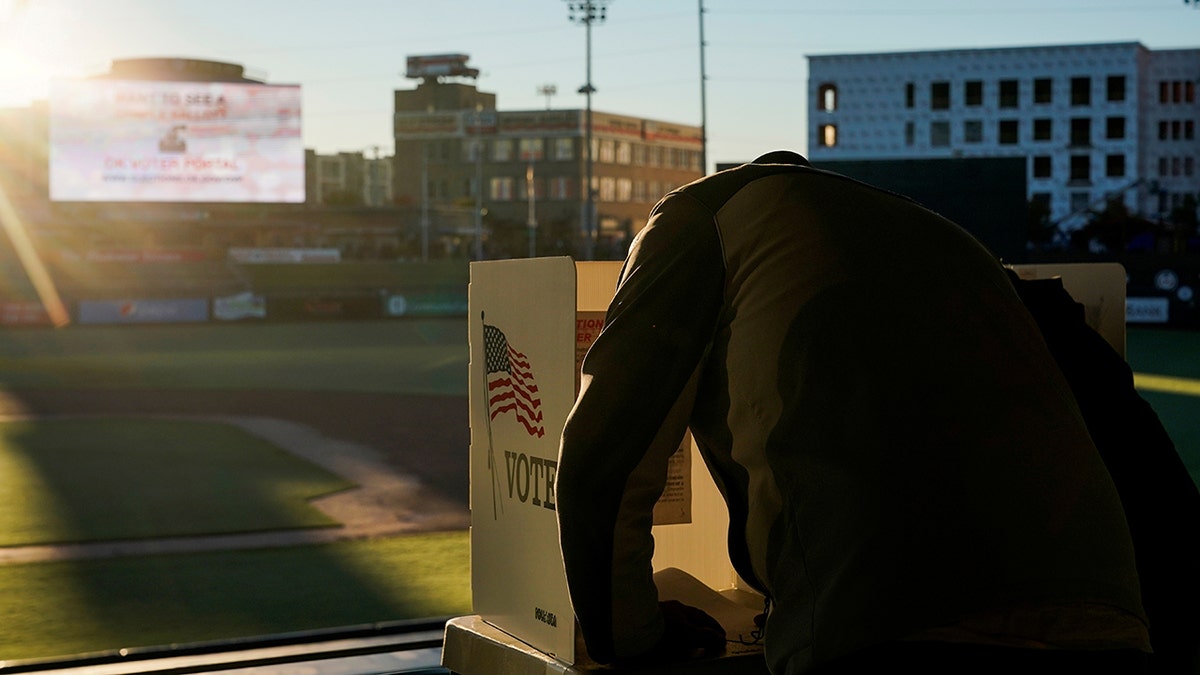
[1026,198,1056,249]
[1071,197,1161,254]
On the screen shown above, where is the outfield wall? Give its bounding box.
[0,259,470,326]
[67,288,467,325]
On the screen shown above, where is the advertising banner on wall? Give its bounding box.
[0,301,54,327]
[49,79,304,203]
[213,291,267,321]
[384,291,468,317]
[228,248,341,264]
[77,298,209,324]
[266,294,382,321]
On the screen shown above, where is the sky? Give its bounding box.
[1,0,1197,171]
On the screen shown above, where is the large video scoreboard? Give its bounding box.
[49,79,304,203]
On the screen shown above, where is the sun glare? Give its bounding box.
[0,0,85,107]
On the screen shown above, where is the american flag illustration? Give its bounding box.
[484,323,545,437]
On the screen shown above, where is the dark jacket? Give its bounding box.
[557,157,1147,674]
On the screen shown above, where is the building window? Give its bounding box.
[1186,157,1195,177]
[819,124,838,147]
[1106,75,1126,102]
[1033,118,1053,141]
[616,141,632,165]
[1034,77,1053,104]
[965,80,983,106]
[1033,155,1052,179]
[930,120,950,147]
[550,176,572,200]
[318,158,344,180]
[518,138,544,161]
[616,178,633,202]
[1152,79,1190,103]
[553,138,574,161]
[1105,116,1125,140]
[1070,154,1091,183]
[998,119,1019,145]
[1070,118,1091,147]
[1159,156,1169,177]
[463,139,483,162]
[1186,120,1196,140]
[904,121,915,146]
[489,176,514,200]
[818,83,838,111]
[1159,120,1169,141]
[598,140,615,163]
[1106,154,1126,178]
[999,79,1019,108]
[1173,120,1182,140]
[931,81,950,110]
[631,144,647,166]
[1070,191,1091,214]
[1172,157,1182,176]
[598,176,616,202]
[648,146,663,168]
[905,82,915,108]
[491,139,513,162]
[964,119,983,143]
[1031,192,1052,212]
[633,180,647,203]
[1070,77,1091,106]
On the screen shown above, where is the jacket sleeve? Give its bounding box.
[556,192,725,663]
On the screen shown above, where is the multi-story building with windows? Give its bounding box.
[306,150,394,207]
[808,42,1199,230]
[393,58,703,259]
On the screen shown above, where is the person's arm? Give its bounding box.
[556,192,725,663]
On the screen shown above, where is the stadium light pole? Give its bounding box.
[538,84,558,110]
[420,142,430,262]
[566,0,609,260]
[699,0,708,175]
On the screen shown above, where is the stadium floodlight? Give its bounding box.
[564,0,610,260]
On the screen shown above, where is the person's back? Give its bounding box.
[557,154,1149,675]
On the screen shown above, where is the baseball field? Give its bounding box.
[0,319,1196,664]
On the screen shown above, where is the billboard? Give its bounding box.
[49,79,304,203]
[76,298,209,325]
[405,54,478,80]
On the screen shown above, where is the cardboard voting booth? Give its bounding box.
[445,258,1126,674]
[1009,262,1127,356]
[447,257,765,675]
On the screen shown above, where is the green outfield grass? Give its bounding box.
[1127,327,1200,486]
[0,531,470,663]
[0,319,469,394]
[0,418,352,546]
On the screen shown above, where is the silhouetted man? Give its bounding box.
[557,151,1150,674]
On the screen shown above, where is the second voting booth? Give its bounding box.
[445,257,1127,674]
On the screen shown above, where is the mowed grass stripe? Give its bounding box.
[0,418,353,547]
[0,531,470,663]
[1134,373,1200,397]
